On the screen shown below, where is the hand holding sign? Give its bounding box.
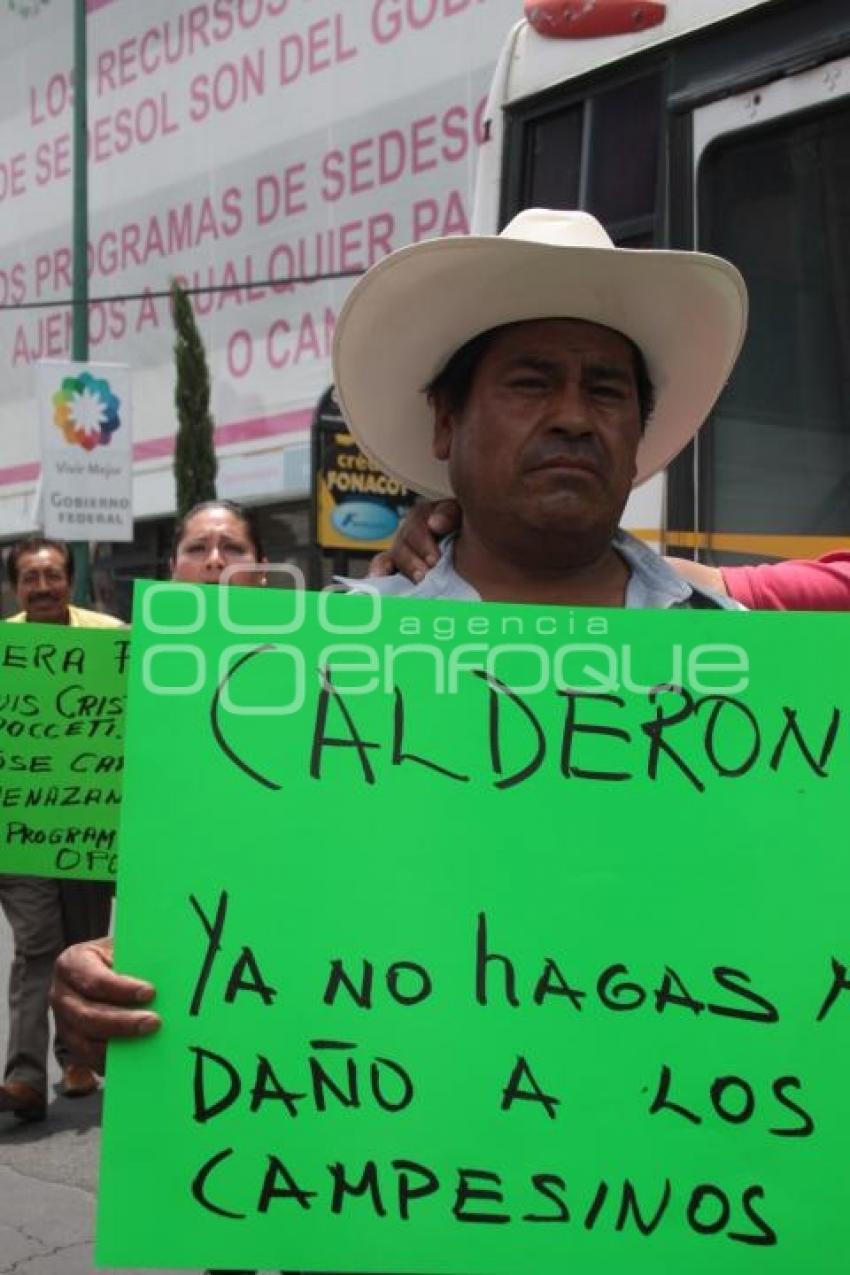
[51,936,159,1073]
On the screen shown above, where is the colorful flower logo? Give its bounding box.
[52,371,122,452]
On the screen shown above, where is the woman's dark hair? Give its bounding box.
[170,500,264,561]
[7,537,74,587]
[425,322,656,429]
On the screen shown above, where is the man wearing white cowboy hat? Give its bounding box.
[333,207,748,609]
[48,225,748,1065]
[46,210,748,1275]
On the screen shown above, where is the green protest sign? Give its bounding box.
[0,622,128,880]
[97,581,850,1273]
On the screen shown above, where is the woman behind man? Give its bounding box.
[168,498,267,589]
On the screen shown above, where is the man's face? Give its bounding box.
[15,547,73,624]
[433,319,643,552]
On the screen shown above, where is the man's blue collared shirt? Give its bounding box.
[345,530,742,610]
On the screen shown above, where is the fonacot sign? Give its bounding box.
[312,386,416,554]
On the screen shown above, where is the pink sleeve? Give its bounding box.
[721,552,850,610]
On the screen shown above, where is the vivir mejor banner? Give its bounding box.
[37,359,133,541]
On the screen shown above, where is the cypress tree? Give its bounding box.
[171,278,217,516]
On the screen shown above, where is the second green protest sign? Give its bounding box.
[98,582,850,1272]
[0,622,128,880]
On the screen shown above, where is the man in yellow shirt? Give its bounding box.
[1,537,122,1120]
[6,537,124,628]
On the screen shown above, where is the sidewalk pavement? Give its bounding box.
[0,1084,164,1275]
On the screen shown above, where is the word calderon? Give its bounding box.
[213,662,840,795]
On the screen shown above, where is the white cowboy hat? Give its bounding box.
[332,208,748,496]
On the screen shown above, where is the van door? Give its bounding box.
[688,54,850,563]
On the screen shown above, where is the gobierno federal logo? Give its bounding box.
[52,370,122,452]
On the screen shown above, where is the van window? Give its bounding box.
[587,76,661,231]
[522,104,583,211]
[513,74,661,246]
